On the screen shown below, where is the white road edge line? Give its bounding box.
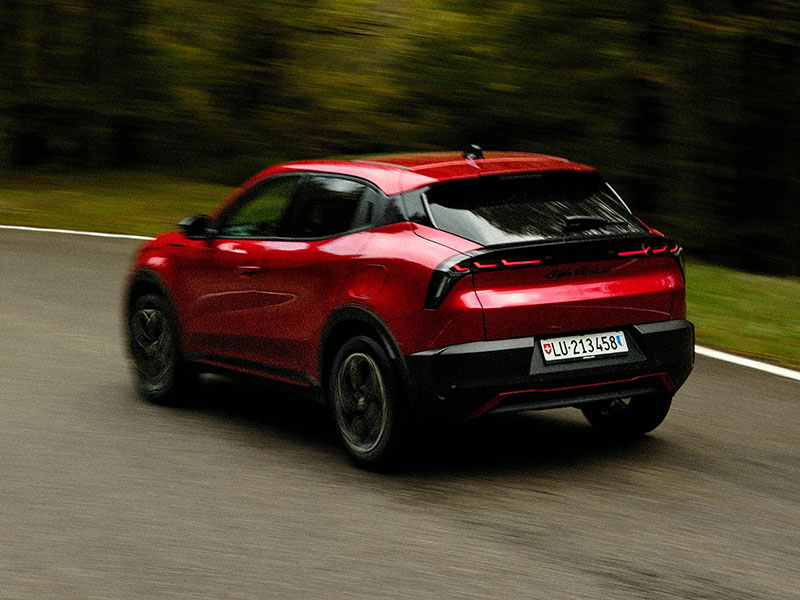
[694,346,800,383]
[0,224,154,240]
[2,223,799,383]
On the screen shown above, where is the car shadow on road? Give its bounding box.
[146,374,670,477]
[404,411,668,476]
[169,373,340,447]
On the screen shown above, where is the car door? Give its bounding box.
[242,175,375,380]
[179,174,302,367]
[184,173,374,384]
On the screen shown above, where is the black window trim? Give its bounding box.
[397,188,434,228]
[214,171,389,242]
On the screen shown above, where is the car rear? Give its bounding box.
[403,169,694,422]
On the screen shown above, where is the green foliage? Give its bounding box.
[1,0,799,274]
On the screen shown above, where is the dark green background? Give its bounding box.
[2,1,798,275]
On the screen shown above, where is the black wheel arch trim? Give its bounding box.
[186,352,318,391]
[319,305,411,402]
[126,269,173,313]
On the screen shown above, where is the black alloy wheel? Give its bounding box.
[329,336,406,469]
[129,293,192,404]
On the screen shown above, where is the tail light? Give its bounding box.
[424,235,684,309]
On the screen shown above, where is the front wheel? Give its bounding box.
[128,293,194,405]
[581,392,673,437]
[328,336,407,469]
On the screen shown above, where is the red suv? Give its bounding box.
[126,148,694,467]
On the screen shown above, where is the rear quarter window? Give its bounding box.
[279,176,369,238]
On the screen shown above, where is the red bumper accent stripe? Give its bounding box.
[465,372,674,421]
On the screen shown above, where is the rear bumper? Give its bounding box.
[405,319,694,422]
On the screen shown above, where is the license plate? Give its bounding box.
[540,331,628,362]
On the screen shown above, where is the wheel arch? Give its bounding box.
[319,306,411,405]
[125,269,185,355]
[126,269,172,316]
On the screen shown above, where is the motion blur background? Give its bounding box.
[1,0,798,275]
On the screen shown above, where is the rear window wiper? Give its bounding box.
[562,215,627,232]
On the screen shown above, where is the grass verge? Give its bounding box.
[686,261,799,370]
[2,171,799,371]
[0,171,233,237]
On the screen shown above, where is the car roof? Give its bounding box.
[246,151,597,196]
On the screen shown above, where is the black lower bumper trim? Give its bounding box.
[405,319,694,422]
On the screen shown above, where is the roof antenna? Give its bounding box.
[462,144,484,160]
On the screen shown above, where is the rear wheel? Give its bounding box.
[329,336,406,469]
[581,392,672,437]
[129,293,194,405]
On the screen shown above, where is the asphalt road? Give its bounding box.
[1,228,798,599]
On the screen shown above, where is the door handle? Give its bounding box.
[235,264,262,276]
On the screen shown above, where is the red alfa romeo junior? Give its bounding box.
[126,148,694,467]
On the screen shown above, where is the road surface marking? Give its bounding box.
[0,224,154,240]
[694,346,799,383]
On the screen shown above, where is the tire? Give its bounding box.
[328,336,407,469]
[581,392,672,437]
[128,293,194,405]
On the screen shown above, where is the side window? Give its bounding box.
[217,175,300,238]
[279,176,372,239]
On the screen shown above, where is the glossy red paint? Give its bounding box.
[410,224,482,254]
[472,257,680,340]
[178,234,364,378]
[386,276,486,355]
[133,219,478,384]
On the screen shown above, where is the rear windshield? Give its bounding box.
[423,172,646,246]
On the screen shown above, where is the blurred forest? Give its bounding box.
[1,0,798,275]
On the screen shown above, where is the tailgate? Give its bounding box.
[427,236,686,341]
[474,256,682,340]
